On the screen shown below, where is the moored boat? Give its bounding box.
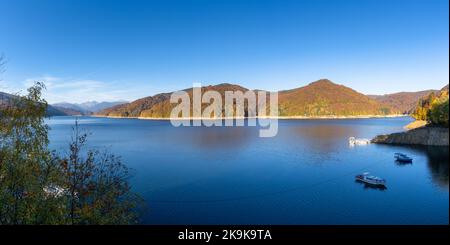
[394,153,413,163]
[349,137,371,146]
[355,172,386,186]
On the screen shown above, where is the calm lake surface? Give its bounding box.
[47,116,449,224]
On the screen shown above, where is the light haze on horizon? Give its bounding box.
[0,0,448,103]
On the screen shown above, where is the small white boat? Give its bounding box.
[355,172,386,186]
[394,153,413,163]
[349,137,371,146]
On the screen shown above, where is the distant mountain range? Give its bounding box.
[2,80,448,118]
[1,91,69,116]
[96,79,448,118]
[1,91,126,116]
[51,101,127,115]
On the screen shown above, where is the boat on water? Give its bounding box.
[355,172,386,186]
[348,137,371,146]
[394,153,413,163]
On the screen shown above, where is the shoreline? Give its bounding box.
[372,125,449,146]
[404,120,427,130]
[90,114,408,120]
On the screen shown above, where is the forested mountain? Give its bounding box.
[277,79,391,116]
[96,79,393,118]
[369,90,438,114]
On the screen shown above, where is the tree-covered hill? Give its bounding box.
[96,79,393,118]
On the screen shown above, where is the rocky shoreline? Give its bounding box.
[372,126,449,146]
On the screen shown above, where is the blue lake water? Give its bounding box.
[47,116,449,224]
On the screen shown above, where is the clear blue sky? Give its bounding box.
[0,0,448,103]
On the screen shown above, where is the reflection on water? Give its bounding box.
[293,124,360,140]
[395,160,413,166]
[173,126,255,150]
[355,180,388,191]
[290,124,360,154]
[47,116,449,224]
[424,146,449,189]
[387,145,449,189]
[417,146,448,189]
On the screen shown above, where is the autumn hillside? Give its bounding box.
[97,83,250,118]
[278,79,392,116]
[369,90,438,114]
[96,79,395,118]
[411,84,449,127]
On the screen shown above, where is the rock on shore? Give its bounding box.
[372,126,449,146]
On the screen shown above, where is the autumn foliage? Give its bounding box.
[0,82,143,224]
[412,85,449,127]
